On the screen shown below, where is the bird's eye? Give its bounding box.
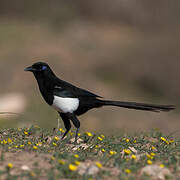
[42,65,47,70]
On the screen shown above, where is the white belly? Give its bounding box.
[52,96,79,113]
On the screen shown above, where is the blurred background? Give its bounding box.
[0,0,179,136]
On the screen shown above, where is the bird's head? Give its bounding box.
[24,62,56,81]
[24,62,50,73]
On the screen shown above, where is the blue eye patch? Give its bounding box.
[42,66,47,70]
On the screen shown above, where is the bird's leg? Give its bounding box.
[54,118,60,133]
[66,113,80,144]
[75,128,79,143]
[57,118,60,129]
[61,128,70,140]
[59,113,71,140]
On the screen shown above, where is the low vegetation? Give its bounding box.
[0,126,179,179]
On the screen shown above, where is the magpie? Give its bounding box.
[24,62,175,142]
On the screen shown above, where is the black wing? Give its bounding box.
[53,77,101,98]
[76,87,102,98]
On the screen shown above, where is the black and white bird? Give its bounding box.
[24,62,175,142]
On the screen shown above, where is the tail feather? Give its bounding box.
[100,100,175,112]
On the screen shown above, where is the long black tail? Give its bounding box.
[100,100,175,112]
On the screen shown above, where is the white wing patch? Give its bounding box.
[52,96,79,113]
[54,86,62,89]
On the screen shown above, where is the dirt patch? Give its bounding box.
[0,150,52,178]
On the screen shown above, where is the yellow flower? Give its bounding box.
[59,128,65,133]
[125,169,131,174]
[146,153,153,159]
[150,152,155,157]
[7,163,13,169]
[95,162,102,168]
[160,137,169,144]
[151,146,156,150]
[20,145,24,148]
[169,140,174,143]
[24,131,28,135]
[8,147,11,150]
[7,138,12,144]
[109,150,117,155]
[36,142,42,146]
[3,140,7,144]
[74,161,80,166]
[131,154,136,160]
[78,133,81,136]
[58,159,65,165]
[30,172,36,177]
[54,136,60,141]
[33,146,38,150]
[147,160,152,165]
[70,132,74,136]
[95,145,99,148]
[52,142,57,146]
[74,154,79,158]
[28,142,32,145]
[97,137,103,141]
[101,134,105,139]
[101,148,105,152]
[86,132,93,137]
[51,156,55,161]
[160,137,166,141]
[133,140,137,143]
[69,164,77,171]
[126,138,130,143]
[124,149,131,155]
[160,164,164,168]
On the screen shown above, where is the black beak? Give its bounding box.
[24,66,36,72]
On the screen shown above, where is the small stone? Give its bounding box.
[21,165,31,171]
[46,136,52,144]
[140,165,172,180]
[70,143,89,151]
[128,147,137,154]
[78,161,100,175]
[78,163,99,175]
[69,138,83,144]
[87,165,99,175]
